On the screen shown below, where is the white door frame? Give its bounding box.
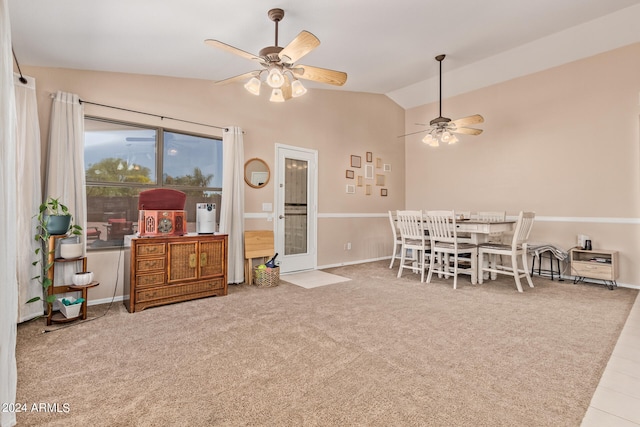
[274,143,318,273]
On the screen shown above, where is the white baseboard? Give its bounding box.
[318,256,391,270]
[88,295,124,306]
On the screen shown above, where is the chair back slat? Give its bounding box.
[511,211,535,249]
[425,210,457,244]
[388,210,400,240]
[474,211,506,222]
[396,210,425,242]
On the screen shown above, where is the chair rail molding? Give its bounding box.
[245,212,640,224]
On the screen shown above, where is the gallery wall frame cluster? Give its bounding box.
[345,151,390,196]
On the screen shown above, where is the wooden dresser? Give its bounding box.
[124,234,228,312]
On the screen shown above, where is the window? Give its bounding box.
[84,117,223,249]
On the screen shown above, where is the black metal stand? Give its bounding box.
[530,250,564,281]
[572,276,617,290]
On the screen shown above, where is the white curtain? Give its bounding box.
[0,0,19,425]
[220,126,245,284]
[46,91,86,288]
[46,91,86,246]
[15,74,43,322]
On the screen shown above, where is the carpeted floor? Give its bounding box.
[15,260,638,426]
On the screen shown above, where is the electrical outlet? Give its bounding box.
[347,242,351,250]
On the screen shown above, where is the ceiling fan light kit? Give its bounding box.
[270,88,285,103]
[291,79,307,97]
[244,77,262,95]
[205,8,347,102]
[405,54,484,146]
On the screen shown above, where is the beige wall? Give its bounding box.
[23,42,640,301]
[404,43,640,286]
[22,65,405,302]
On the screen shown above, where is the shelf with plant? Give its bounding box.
[28,197,83,308]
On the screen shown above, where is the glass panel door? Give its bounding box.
[275,145,317,273]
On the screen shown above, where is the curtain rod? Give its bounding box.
[12,47,28,84]
[78,99,228,131]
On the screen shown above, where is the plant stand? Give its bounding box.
[46,235,100,325]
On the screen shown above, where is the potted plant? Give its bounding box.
[28,197,83,305]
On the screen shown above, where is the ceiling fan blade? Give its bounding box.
[451,127,483,135]
[397,129,429,138]
[204,39,261,63]
[279,30,320,64]
[450,114,484,127]
[281,78,293,100]
[293,65,347,86]
[214,71,260,85]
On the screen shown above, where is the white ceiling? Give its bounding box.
[8,0,640,109]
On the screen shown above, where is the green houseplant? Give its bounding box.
[29,197,83,304]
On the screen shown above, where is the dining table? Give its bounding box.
[394,214,517,282]
[452,219,515,244]
[411,216,516,282]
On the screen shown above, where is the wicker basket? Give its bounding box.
[253,266,280,288]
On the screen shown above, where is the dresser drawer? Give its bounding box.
[135,272,165,288]
[136,243,166,257]
[136,278,226,303]
[135,257,165,272]
[571,261,613,280]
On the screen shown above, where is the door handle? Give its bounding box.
[279,215,285,219]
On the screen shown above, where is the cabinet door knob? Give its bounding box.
[200,252,207,267]
[189,253,197,268]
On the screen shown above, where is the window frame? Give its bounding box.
[84,116,223,250]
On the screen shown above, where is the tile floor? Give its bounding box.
[280,270,351,289]
[581,291,640,426]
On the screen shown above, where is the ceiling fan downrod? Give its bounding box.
[259,9,285,61]
[430,54,451,127]
[268,8,284,47]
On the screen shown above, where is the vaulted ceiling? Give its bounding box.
[8,0,640,108]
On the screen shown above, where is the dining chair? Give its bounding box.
[477,211,536,292]
[425,210,478,289]
[388,210,403,269]
[396,210,430,282]
[472,211,506,243]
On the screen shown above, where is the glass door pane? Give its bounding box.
[284,158,308,255]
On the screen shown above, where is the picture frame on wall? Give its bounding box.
[346,184,356,194]
[366,152,373,162]
[357,176,363,187]
[381,188,388,196]
[376,157,383,168]
[375,174,385,186]
[350,155,362,168]
[365,184,372,195]
[384,164,391,172]
[346,170,354,179]
[365,164,374,179]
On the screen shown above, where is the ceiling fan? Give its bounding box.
[403,54,484,146]
[204,8,347,102]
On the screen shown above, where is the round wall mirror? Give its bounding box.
[244,158,270,188]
